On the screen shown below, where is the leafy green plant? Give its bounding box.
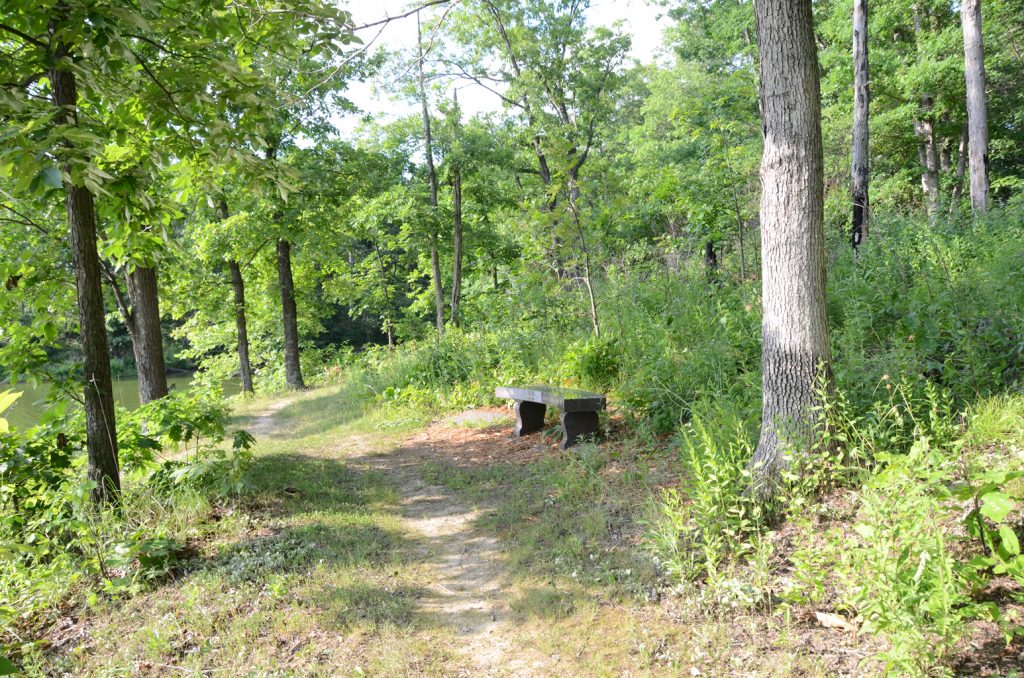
[647,412,766,584]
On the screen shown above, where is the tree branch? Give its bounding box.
[0,23,47,49]
[353,0,453,31]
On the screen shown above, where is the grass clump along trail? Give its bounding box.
[5,0,1024,674]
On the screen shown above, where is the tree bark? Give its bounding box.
[450,166,463,327]
[915,108,941,216]
[748,0,833,500]
[851,0,870,248]
[913,12,941,217]
[961,0,990,214]
[276,238,305,390]
[228,259,254,394]
[219,199,254,394]
[125,265,168,404]
[417,12,445,336]
[49,13,120,502]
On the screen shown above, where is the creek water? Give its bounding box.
[1,375,240,430]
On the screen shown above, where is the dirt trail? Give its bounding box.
[246,398,296,438]
[348,419,546,676]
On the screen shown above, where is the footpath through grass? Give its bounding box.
[27,383,879,675]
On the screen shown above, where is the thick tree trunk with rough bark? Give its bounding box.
[417,12,445,335]
[450,167,463,327]
[228,260,254,394]
[851,0,870,248]
[748,0,833,500]
[276,238,305,390]
[125,265,168,404]
[49,18,120,503]
[961,0,990,214]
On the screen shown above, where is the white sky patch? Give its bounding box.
[334,0,668,137]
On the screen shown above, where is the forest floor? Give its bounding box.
[43,382,1018,675]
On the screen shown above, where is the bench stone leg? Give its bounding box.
[514,401,546,436]
[560,411,599,450]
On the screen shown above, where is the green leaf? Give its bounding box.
[980,492,1015,523]
[998,525,1020,556]
[0,655,19,676]
[40,166,63,189]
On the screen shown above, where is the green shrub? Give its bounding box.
[1,387,253,654]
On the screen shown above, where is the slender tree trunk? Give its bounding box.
[949,125,969,212]
[961,0,990,213]
[371,238,396,351]
[916,111,941,216]
[228,260,254,394]
[220,199,254,394]
[851,0,870,248]
[913,12,941,217]
[748,0,832,500]
[417,12,445,335]
[49,14,119,502]
[450,166,463,327]
[276,238,305,390]
[125,265,168,404]
[568,203,600,338]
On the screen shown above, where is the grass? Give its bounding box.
[18,381,954,676]
[26,382,467,676]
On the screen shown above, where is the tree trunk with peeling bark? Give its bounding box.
[961,0,990,214]
[49,13,120,502]
[748,0,833,500]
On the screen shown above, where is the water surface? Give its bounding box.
[2,375,240,430]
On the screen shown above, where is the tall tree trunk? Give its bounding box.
[220,199,254,394]
[748,0,832,500]
[961,0,990,214]
[851,0,870,248]
[916,109,941,216]
[450,166,463,327]
[49,14,120,502]
[417,12,445,335]
[228,260,254,394]
[125,265,168,404]
[277,238,305,390]
[913,12,941,217]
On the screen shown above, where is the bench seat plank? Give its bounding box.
[495,385,606,413]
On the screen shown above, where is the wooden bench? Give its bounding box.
[495,385,606,450]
